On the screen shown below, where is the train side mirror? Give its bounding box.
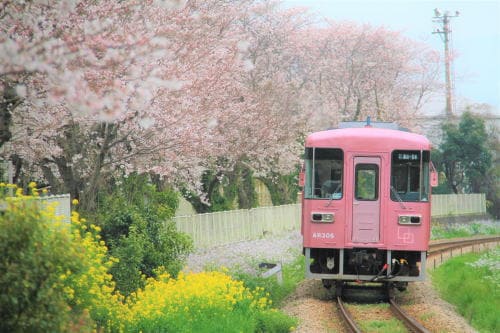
[299,164,305,187]
[430,162,438,187]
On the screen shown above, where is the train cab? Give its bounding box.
[300,121,437,289]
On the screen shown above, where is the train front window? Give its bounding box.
[391,150,430,202]
[304,148,343,199]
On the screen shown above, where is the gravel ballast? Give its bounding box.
[183,230,303,274]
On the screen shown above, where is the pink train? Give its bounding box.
[299,120,438,292]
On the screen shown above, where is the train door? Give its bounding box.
[352,157,380,243]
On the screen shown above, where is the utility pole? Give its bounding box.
[432,8,459,118]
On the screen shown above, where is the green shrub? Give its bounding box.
[260,168,300,206]
[0,183,296,332]
[95,173,193,295]
[185,164,258,213]
[255,309,298,333]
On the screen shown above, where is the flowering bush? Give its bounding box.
[0,184,123,332]
[121,270,295,332]
[0,184,295,332]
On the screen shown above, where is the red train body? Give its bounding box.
[300,121,437,290]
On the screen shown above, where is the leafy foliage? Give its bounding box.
[435,110,499,217]
[231,255,305,308]
[0,196,76,331]
[95,173,193,295]
[185,164,258,213]
[0,184,121,332]
[260,169,300,206]
[436,111,492,194]
[1,183,295,332]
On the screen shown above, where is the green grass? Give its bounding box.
[431,247,500,332]
[349,304,406,333]
[198,255,305,332]
[431,221,500,240]
[360,318,406,333]
[231,255,305,307]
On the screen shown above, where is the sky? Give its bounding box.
[283,0,500,116]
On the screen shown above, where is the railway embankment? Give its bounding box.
[185,222,499,332]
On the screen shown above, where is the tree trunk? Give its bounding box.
[0,82,21,149]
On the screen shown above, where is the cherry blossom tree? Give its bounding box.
[295,21,441,130]
[0,0,442,210]
[1,0,308,208]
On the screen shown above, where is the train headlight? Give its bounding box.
[398,215,421,225]
[311,213,335,223]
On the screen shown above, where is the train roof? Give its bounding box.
[305,124,431,151]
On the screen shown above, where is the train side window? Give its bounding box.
[355,164,379,200]
[391,150,430,202]
[304,148,343,200]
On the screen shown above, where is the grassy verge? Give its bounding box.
[194,254,305,332]
[431,247,499,332]
[431,220,500,240]
[231,255,305,307]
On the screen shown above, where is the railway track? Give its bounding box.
[428,234,500,268]
[336,296,362,333]
[336,289,430,333]
[335,235,500,332]
[388,293,430,333]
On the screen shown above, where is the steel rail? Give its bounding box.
[332,236,499,332]
[429,235,500,255]
[336,296,362,333]
[389,296,430,333]
[428,235,500,271]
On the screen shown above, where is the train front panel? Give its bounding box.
[301,125,434,284]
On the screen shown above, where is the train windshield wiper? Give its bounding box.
[325,183,342,207]
[390,186,407,210]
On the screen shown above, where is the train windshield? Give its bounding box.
[391,150,430,202]
[304,148,343,200]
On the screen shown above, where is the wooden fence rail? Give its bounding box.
[174,193,487,249]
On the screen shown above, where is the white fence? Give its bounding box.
[431,193,486,217]
[174,204,301,248]
[0,193,71,222]
[39,194,72,223]
[14,192,486,248]
[174,193,487,249]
